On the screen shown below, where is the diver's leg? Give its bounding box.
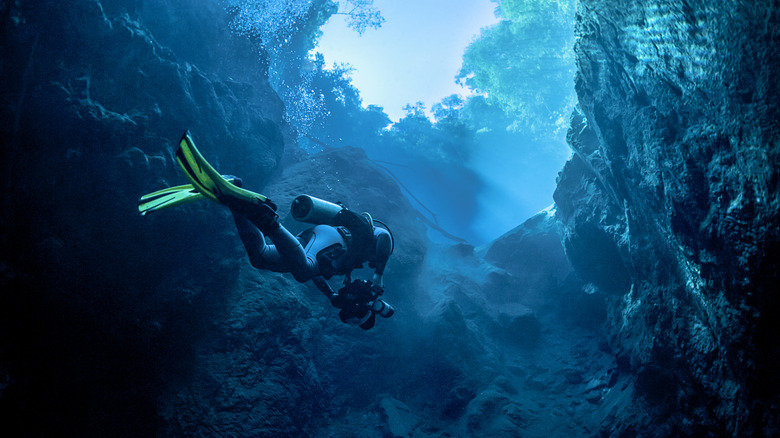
[266,225,313,282]
[222,182,317,280]
[230,202,315,280]
[231,211,287,272]
[218,177,290,272]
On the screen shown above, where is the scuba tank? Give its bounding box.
[291,193,393,275]
[290,194,344,225]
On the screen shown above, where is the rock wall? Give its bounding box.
[0,0,289,435]
[555,1,779,435]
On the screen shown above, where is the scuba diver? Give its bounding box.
[138,131,395,330]
[223,185,395,330]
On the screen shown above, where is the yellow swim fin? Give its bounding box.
[138,184,204,215]
[175,131,269,205]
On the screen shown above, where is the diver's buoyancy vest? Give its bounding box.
[290,195,380,274]
[331,209,375,271]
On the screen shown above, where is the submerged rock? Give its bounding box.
[0,1,288,435]
[464,388,532,437]
[379,396,419,438]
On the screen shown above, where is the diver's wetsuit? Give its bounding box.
[227,200,394,329]
[231,212,392,287]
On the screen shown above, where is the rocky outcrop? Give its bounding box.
[321,208,612,437]
[555,1,779,435]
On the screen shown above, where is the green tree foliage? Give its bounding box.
[457,0,576,139]
[225,0,337,57]
[225,0,385,135]
[378,102,482,241]
[382,99,476,166]
[431,94,465,121]
[270,0,577,241]
[335,0,385,35]
[301,61,483,240]
[303,53,390,148]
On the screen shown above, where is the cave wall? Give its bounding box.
[555,0,779,435]
[0,0,290,434]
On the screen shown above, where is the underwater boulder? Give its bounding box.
[378,396,420,438]
[464,388,531,437]
[492,303,540,347]
[0,0,289,435]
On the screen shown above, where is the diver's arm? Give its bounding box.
[371,272,384,288]
[371,229,392,288]
[311,276,336,299]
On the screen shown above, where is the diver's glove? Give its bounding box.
[332,280,370,309]
[332,280,394,329]
[370,283,384,297]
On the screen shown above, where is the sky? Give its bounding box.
[313,0,499,122]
